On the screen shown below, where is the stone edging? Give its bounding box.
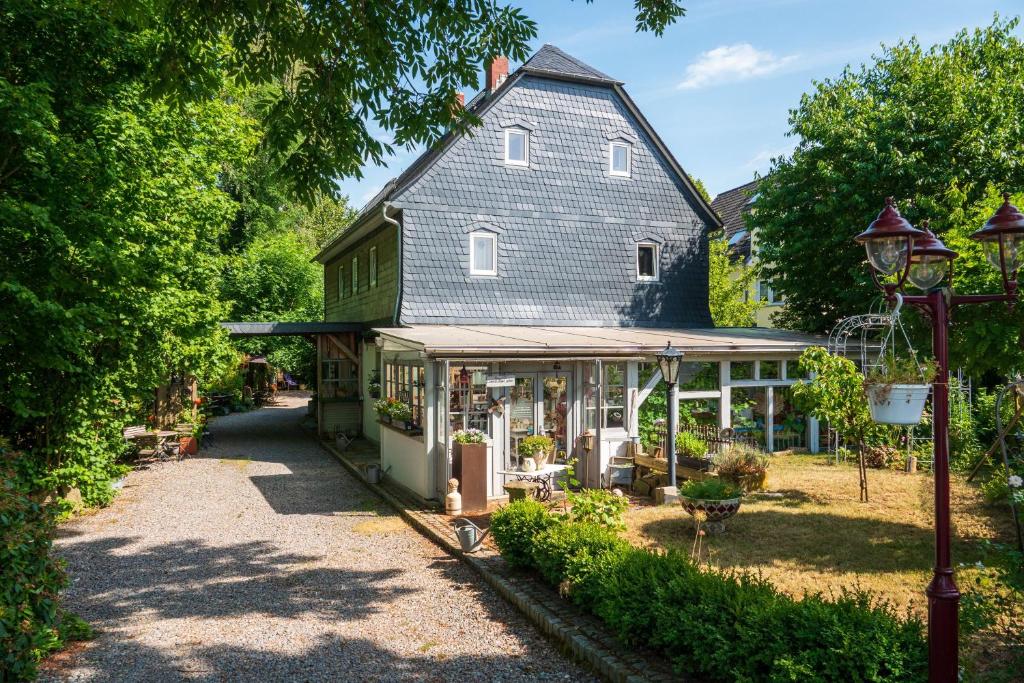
[320,441,675,683]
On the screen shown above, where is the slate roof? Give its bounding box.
[315,44,718,264]
[710,179,759,261]
[220,322,364,336]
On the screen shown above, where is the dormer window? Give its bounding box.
[470,231,497,276]
[637,243,658,281]
[504,128,529,166]
[610,141,631,177]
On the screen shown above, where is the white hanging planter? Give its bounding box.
[865,383,930,425]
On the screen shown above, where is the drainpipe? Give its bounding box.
[382,202,402,326]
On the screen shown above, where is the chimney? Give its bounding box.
[486,56,509,92]
[455,92,465,107]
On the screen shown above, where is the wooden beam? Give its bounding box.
[325,333,359,365]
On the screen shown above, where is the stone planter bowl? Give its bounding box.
[680,495,742,522]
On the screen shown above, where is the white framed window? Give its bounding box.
[757,280,784,305]
[636,243,658,281]
[338,265,345,299]
[504,128,529,166]
[609,141,631,177]
[351,256,358,294]
[469,232,497,276]
[369,246,378,288]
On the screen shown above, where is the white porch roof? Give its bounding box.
[373,325,821,358]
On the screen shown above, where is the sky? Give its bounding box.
[336,1,1022,206]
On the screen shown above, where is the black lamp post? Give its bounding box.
[656,341,683,487]
[855,194,1023,682]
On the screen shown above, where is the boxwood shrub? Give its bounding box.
[488,498,557,569]
[491,501,928,682]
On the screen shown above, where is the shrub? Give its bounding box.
[531,522,629,589]
[1,451,70,680]
[678,478,741,500]
[713,444,769,489]
[488,498,557,569]
[675,431,707,458]
[563,488,629,529]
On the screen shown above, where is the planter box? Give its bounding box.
[453,442,488,513]
[866,384,930,425]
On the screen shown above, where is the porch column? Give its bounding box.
[718,360,731,431]
[765,386,775,453]
[424,360,439,498]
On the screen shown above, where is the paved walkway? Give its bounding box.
[45,395,594,682]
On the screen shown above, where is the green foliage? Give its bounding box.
[678,478,741,500]
[863,353,938,386]
[713,444,770,486]
[791,347,897,448]
[675,431,707,458]
[531,522,630,589]
[708,230,759,327]
[752,18,1024,377]
[517,435,554,459]
[562,489,630,530]
[488,498,557,570]
[122,0,685,201]
[1,450,69,679]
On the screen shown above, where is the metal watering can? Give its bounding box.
[452,519,489,553]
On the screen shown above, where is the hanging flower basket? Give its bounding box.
[865,384,930,425]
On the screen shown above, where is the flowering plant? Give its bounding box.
[453,429,486,444]
[374,397,403,417]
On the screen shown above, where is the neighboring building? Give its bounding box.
[710,180,786,327]
[313,45,818,501]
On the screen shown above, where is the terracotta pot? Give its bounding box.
[178,436,198,455]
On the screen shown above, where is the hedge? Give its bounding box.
[490,507,928,682]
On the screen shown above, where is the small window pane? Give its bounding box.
[351,256,358,294]
[760,361,780,380]
[638,245,656,278]
[678,362,719,391]
[472,234,495,274]
[338,265,344,299]
[730,361,754,381]
[369,246,378,287]
[507,131,527,163]
[612,144,629,173]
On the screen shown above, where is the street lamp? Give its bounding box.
[856,193,1023,683]
[656,341,684,487]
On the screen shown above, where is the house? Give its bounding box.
[313,45,819,501]
[710,179,786,327]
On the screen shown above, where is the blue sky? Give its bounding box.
[336,1,1022,205]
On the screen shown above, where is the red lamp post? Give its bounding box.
[855,194,1024,682]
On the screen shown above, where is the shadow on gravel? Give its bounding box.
[57,536,416,623]
[43,632,574,682]
[249,472,355,515]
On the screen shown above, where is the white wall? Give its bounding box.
[380,427,431,499]
[361,341,380,444]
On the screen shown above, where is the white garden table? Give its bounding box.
[498,464,568,501]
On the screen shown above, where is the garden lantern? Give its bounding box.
[970,192,1024,292]
[856,194,1020,683]
[855,197,925,288]
[656,341,683,386]
[656,341,684,486]
[907,222,958,291]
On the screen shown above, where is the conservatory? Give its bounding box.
[370,325,821,501]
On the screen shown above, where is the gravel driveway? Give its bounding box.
[45,395,594,682]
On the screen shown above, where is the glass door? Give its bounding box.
[508,376,536,468]
[540,373,569,462]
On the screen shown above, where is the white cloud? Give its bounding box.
[744,145,794,170]
[678,43,797,90]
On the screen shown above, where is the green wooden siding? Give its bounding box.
[324,226,398,324]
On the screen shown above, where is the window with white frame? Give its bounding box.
[351,255,358,295]
[369,246,378,288]
[637,243,658,281]
[757,280,784,305]
[609,141,631,177]
[469,231,497,276]
[504,128,529,166]
[338,264,345,299]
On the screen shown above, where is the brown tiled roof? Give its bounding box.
[710,179,759,261]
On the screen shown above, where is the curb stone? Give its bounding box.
[320,441,679,683]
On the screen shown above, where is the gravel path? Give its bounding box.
[45,395,594,682]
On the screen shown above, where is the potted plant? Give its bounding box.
[678,478,743,533]
[389,401,414,430]
[863,354,937,425]
[368,370,382,399]
[518,435,554,471]
[713,443,769,492]
[452,429,487,512]
[675,431,709,471]
[374,398,393,424]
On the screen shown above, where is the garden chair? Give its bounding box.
[282,373,299,390]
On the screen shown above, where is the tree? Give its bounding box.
[753,18,1024,377]
[119,0,687,200]
[708,234,759,327]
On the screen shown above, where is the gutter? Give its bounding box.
[382,202,402,325]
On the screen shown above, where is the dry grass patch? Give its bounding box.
[351,516,409,535]
[624,453,1014,616]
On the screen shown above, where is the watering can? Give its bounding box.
[452,519,489,553]
[365,463,382,484]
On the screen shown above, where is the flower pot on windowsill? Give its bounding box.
[378,413,391,424]
[865,384,930,425]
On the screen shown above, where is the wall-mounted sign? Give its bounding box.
[485,374,516,388]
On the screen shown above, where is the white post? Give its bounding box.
[719,361,731,431]
[765,386,775,453]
